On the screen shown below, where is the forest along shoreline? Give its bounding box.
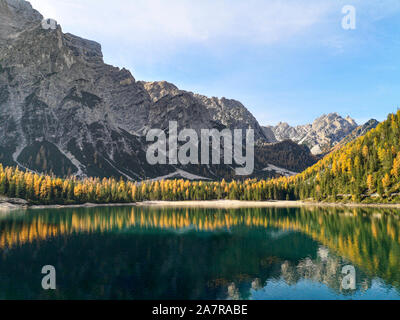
[2,196,400,211]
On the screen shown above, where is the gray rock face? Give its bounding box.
[0,0,280,180]
[0,0,42,45]
[330,119,379,153]
[261,126,278,143]
[194,94,268,142]
[263,113,359,155]
[137,81,268,141]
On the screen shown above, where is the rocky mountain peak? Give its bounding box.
[311,113,356,131]
[263,113,359,155]
[64,33,103,62]
[0,0,42,42]
[276,122,290,128]
[139,81,180,103]
[345,115,357,126]
[330,118,379,153]
[0,0,40,19]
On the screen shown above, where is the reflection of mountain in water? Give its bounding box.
[227,247,372,300]
[280,247,370,293]
[0,206,399,299]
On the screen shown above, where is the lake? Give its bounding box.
[0,205,399,300]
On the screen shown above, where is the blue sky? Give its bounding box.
[29,0,400,126]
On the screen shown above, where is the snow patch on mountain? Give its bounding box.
[263,164,298,177]
[152,170,210,181]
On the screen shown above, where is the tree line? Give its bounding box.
[2,110,400,205]
[0,164,292,205]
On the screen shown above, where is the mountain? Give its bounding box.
[285,112,400,202]
[329,119,379,153]
[263,113,358,155]
[139,81,268,142]
[260,126,277,143]
[255,140,318,176]
[0,0,318,180]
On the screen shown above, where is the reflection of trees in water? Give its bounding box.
[268,207,400,291]
[0,206,399,299]
[0,207,317,248]
[0,227,313,300]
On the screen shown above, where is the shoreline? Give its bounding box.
[136,200,400,209]
[2,199,400,211]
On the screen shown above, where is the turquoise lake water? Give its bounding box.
[0,206,399,300]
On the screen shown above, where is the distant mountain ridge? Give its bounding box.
[139,81,268,142]
[263,113,361,155]
[283,111,400,202]
[330,119,379,153]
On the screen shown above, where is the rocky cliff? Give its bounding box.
[329,119,379,153]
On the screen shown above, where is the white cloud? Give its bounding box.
[27,0,400,81]
[29,0,333,47]
[28,0,400,63]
